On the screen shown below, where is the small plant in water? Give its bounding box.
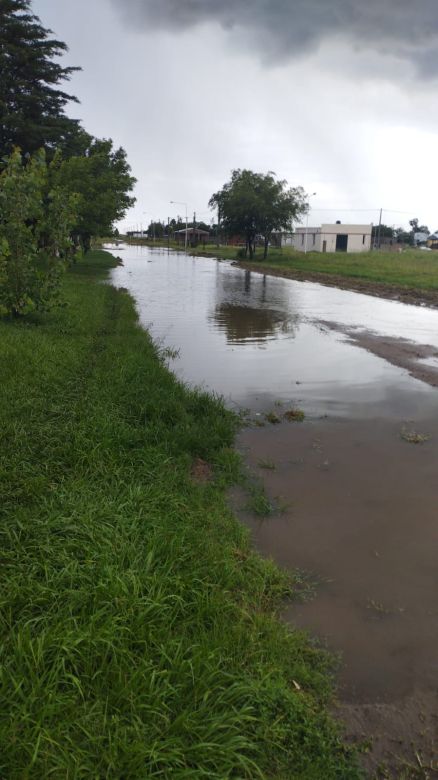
[265,411,281,424]
[284,408,305,422]
[401,428,430,444]
[246,485,275,516]
[161,346,180,360]
[257,458,276,470]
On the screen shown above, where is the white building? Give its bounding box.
[285,223,372,253]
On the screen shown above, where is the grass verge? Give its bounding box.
[0,250,360,778]
[190,244,438,297]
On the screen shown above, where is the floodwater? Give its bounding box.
[109,245,438,773]
[110,245,438,418]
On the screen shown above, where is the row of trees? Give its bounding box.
[141,218,212,240]
[0,0,136,315]
[372,218,431,246]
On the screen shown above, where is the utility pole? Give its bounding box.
[170,201,188,252]
[167,217,170,251]
[304,192,317,254]
[377,208,383,250]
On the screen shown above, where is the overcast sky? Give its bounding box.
[33,0,438,231]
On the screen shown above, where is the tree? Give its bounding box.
[209,170,307,259]
[0,0,82,158]
[147,221,164,240]
[0,149,78,316]
[58,139,136,251]
[371,224,395,246]
[372,224,394,239]
[409,218,429,244]
[395,229,411,245]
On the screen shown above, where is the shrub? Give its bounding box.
[0,149,78,316]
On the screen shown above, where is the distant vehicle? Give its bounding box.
[419,246,432,251]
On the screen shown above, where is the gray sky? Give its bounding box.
[34,0,438,231]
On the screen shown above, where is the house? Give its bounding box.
[174,227,210,247]
[127,230,148,238]
[288,222,372,253]
[426,233,438,250]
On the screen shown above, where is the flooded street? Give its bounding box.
[110,245,438,774]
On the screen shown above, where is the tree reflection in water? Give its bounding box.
[209,267,299,345]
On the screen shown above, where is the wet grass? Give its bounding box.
[192,244,438,293]
[265,411,282,424]
[257,458,277,470]
[0,251,361,777]
[400,428,431,444]
[284,408,306,422]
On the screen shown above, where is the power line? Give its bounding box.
[309,207,414,214]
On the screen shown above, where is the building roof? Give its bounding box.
[175,227,210,235]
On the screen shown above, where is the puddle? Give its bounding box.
[234,418,438,773]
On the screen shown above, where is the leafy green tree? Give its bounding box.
[0,0,82,157]
[371,224,395,241]
[209,170,307,259]
[147,221,164,239]
[58,139,136,251]
[0,149,78,315]
[395,229,411,245]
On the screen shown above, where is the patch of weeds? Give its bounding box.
[257,458,276,470]
[214,447,242,485]
[160,345,180,360]
[356,737,374,755]
[284,408,305,422]
[401,428,431,444]
[389,753,438,779]
[246,484,276,516]
[265,411,281,424]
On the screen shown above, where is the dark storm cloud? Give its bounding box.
[110,0,438,73]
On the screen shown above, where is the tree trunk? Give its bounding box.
[263,236,269,259]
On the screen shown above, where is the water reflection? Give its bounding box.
[210,266,299,344]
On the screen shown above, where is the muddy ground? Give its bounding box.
[235,261,438,310]
[233,417,438,777]
[319,323,438,390]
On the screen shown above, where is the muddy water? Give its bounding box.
[110,246,438,774]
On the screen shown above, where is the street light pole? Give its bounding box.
[304,192,317,254]
[170,200,188,252]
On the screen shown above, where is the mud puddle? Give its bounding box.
[233,418,438,776]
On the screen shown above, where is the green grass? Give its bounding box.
[192,244,438,293]
[0,250,360,777]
